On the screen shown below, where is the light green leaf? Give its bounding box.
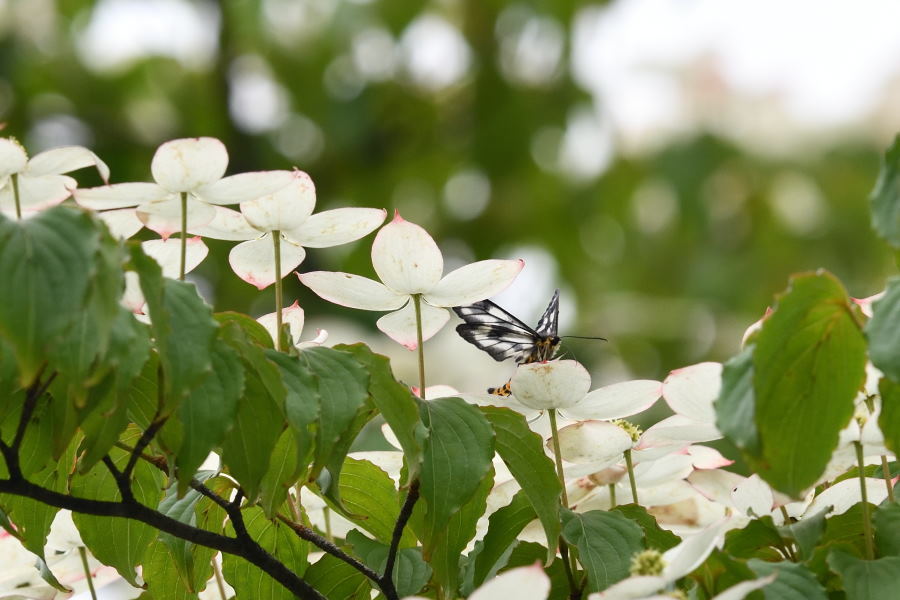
[560,509,644,593]
[753,271,867,496]
[715,345,761,456]
[215,311,274,348]
[870,134,900,248]
[264,350,319,474]
[878,377,900,457]
[610,504,680,552]
[472,490,535,587]
[724,516,784,560]
[346,529,431,598]
[258,429,302,518]
[828,549,900,600]
[302,554,370,600]
[157,472,216,591]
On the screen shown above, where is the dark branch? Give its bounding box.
[381,477,420,598]
[122,416,167,482]
[276,514,382,583]
[101,456,134,503]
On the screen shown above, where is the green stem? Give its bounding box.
[324,506,333,542]
[179,192,188,281]
[882,455,895,502]
[273,230,284,351]
[11,173,21,220]
[547,409,569,508]
[608,484,616,508]
[624,449,639,505]
[79,546,98,600]
[213,556,228,600]
[855,441,875,559]
[412,295,426,399]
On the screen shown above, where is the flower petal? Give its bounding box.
[662,362,722,423]
[731,474,774,517]
[591,575,667,599]
[142,237,209,279]
[804,477,889,517]
[257,301,305,346]
[469,564,550,600]
[569,379,662,420]
[638,415,722,448]
[424,258,524,307]
[685,445,733,469]
[74,182,169,210]
[510,360,591,411]
[199,169,298,206]
[239,172,316,232]
[229,233,307,290]
[0,137,28,176]
[376,301,450,349]
[556,420,634,464]
[297,271,407,311]
[712,575,776,600]
[151,137,228,192]
[137,196,216,239]
[187,205,259,241]
[661,520,730,580]
[371,211,443,294]
[26,146,110,182]
[98,208,143,240]
[122,271,145,313]
[287,207,387,248]
[0,174,74,213]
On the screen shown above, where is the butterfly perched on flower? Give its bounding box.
[453,290,563,395]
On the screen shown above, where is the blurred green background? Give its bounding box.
[1,0,897,389]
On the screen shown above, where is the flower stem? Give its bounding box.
[882,455,895,502]
[412,295,426,399]
[179,192,188,281]
[547,409,569,508]
[11,173,21,220]
[624,449,639,505]
[78,546,98,600]
[855,441,874,559]
[273,230,283,352]
[608,484,616,508]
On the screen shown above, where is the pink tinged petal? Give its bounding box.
[371,211,443,294]
[297,271,407,311]
[712,575,776,600]
[239,173,316,232]
[424,258,525,307]
[731,474,774,517]
[804,477,889,517]
[98,208,143,240]
[122,271,145,313]
[137,196,216,239]
[229,233,307,290]
[469,564,550,600]
[555,420,634,464]
[286,207,387,248]
[663,362,722,423]
[199,169,298,206]
[0,137,28,176]
[142,237,209,279]
[151,137,228,192]
[510,360,591,411]
[685,445,733,470]
[14,174,75,211]
[187,205,258,241]
[73,182,169,210]
[661,520,730,580]
[257,301,306,346]
[638,415,722,448]
[852,292,884,319]
[376,301,450,349]
[570,379,663,420]
[26,146,110,182]
[688,469,745,506]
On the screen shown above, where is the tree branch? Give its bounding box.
[381,478,420,598]
[276,513,382,583]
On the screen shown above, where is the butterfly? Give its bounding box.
[453,290,563,395]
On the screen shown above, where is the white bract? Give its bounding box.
[405,564,550,600]
[0,137,109,217]
[299,211,524,349]
[74,137,295,239]
[223,171,387,289]
[257,301,328,349]
[122,237,209,315]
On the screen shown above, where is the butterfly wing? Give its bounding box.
[453,300,540,363]
[535,289,560,337]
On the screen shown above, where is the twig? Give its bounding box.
[381,478,420,599]
[276,514,382,583]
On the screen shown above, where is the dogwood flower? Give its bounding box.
[121,237,209,315]
[405,564,550,600]
[299,211,524,349]
[256,301,328,349]
[223,171,386,289]
[73,137,294,238]
[0,137,108,218]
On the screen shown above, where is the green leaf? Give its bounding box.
[780,505,831,560]
[610,504,680,552]
[715,345,761,456]
[752,271,867,496]
[502,542,570,600]
[337,343,425,482]
[724,516,784,560]
[828,549,900,599]
[0,206,102,385]
[747,559,825,599]
[560,509,643,593]
[417,397,494,554]
[692,549,758,597]
[175,342,244,493]
[820,502,873,557]
[215,311,274,348]
[472,491,535,587]
[222,507,308,600]
[303,554,370,600]
[71,444,165,586]
[157,472,217,591]
[129,243,218,410]
[142,541,211,600]
[480,406,561,563]
[867,278,900,383]
[870,134,900,248]
[874,501,900,556]
[879,377,900,458]
[78,386,131,473]
[346,529,432,597]
[258,429,302,518]
[264,350,318,476]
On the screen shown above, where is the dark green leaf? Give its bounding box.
[473,490,536,587]
[215,311,274,348]
[346,529,432,597]
[874,501,900,556]
[724,516,784,559]
[560,509,643,593]
[828,549,900,600]
[748,559,825,599]
[820,503,873,557]
[879,377,900,458]
[502,542,570,600]
[780,505,831,560]
[264,350,319,475]
[157,472,216,590]
[610,504,680,552]
[715,345,761,456]
[870,134,900,248]
[752,271,867,496]
[866,278,900,383]
[258,429,302,518]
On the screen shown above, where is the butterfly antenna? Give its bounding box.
[561,335,608,341]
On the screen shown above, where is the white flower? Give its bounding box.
[404,564,550,600]
[256,301,328,349]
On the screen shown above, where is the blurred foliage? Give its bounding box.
[0,0,894,379]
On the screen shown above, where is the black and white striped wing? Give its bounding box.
[453,300,540,363]
[535,289,560,337]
